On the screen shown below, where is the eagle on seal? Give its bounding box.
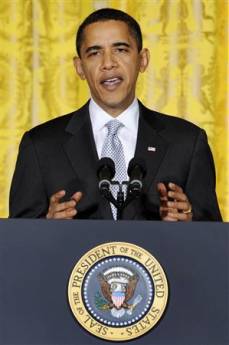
[97,267,139,310]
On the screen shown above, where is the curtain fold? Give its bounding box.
[0,0,228,220]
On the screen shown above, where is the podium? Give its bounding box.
[0,219,228,345]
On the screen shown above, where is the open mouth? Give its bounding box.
[101,77,123,89]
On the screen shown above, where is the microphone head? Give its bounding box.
[97,157,115,180]
[127,157,146,178]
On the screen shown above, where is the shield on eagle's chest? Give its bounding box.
[112,291,125,309]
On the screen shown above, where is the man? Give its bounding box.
[9,8,222,221]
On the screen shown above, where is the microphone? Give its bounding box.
[97,157,115,192]
[127,158,146,195]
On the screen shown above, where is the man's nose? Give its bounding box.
[101,51,118,70]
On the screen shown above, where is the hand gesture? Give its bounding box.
[157,182,192,221]
[46,190,83,219]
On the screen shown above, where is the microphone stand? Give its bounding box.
[116,183,125,220]
[99,180,142,220]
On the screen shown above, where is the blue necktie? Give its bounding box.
[101,120,127,219]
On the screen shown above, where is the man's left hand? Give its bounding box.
[157,182,192,221]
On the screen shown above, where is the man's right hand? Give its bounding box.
[46,190,83,219]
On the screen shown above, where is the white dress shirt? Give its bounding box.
[89,98,139,169]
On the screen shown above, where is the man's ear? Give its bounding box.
[139,48,150,73]
[73,56,86,80]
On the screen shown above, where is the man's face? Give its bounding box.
[74,20,149,116]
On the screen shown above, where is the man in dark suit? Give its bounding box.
[9,8,222,221]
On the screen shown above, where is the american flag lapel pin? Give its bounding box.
[147,146,156,152]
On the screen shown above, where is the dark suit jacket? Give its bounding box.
[9,101,222,221]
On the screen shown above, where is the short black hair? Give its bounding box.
[76,8,142,57]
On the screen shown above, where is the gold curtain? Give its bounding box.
[0,0,228,220]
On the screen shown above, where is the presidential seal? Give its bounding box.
[68,242,168,341]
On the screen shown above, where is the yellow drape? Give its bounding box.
[0,0,228,220]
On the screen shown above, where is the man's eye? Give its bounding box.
[116,48,128,53]
[88,51,99,57]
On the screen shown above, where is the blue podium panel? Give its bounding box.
[0,220,228,345]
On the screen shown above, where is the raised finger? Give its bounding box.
[71,191,83,204]
[167,200,190,211]
[175,212,192,221]
[53,199,76,213]
[168,190,187,202]
[50,190,66,204]
[168,183,183,193]
[157,183,168,200]
[160,206,178,214]
[53,207,77,219]
[162,213,178,221]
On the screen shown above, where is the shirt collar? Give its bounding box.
[89,98,139,133]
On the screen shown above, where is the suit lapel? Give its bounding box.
[135,103,169,192]
[123,103,169,219]
[63,103,112,219]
